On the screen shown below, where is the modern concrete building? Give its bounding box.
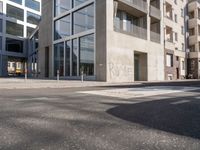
[187,0,200,79]
[163,0,188,80]
[33,0,200,82]
[0,0,41,76]
[39,0,165,82]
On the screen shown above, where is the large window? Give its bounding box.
[9,0,22,5]
[73,0,89,7]
[54,0,71,17]
[6,38,23,53]
[0,19,2,33]
[72,39,78,76]
[65,41,71,76]
[7,4,24,21]
[79,34,94,76]
[73,4,94,34]
[54,42,64,76]
[6,21,24,37]
[25,0,40,11]
[0,36,2,50]
[27,11,41,25]
[27,27,35,37]
[54,15,70,40]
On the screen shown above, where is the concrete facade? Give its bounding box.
[164,0,188,80]
[37,0,200,82]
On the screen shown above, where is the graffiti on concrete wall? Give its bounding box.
[108,62,134,78]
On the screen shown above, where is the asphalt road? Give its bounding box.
[0,84,200,150]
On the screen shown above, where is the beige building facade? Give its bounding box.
[37,0,200,82]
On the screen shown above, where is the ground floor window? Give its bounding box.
[54,42,64,76]
[53,34,95,77]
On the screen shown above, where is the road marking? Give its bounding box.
[78,86,198,99]
[14,97,60,101]
[171,100,190,105]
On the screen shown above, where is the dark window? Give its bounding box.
[7,4,24,21]
[25,0,40,11]
[54,15,70,40]
[6,38,23,53]
[73,4,94,34]
[27,11,41,25]
[79,34,94,76]
[6,21,24,37]
[0,19,2,33]
[0,36,2,50]
[54,0,71,16]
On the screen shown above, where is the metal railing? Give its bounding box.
[150,31,160,43]
[114,18,147,40]
[119,0,148,13]
[150,5,161,19]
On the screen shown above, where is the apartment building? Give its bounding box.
[0,0,41,76]
[188,0,200,79]
[163,0,188,80]
[38,0,164,82]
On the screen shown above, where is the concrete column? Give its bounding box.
[147,0,150,41]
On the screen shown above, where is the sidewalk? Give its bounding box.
[0,78,199,89]
[0,78,140,89]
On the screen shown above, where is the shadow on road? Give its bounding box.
[106,94,200,139]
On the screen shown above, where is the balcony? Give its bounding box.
[114,18,147,40]
[150,31,160,43]
[150,5,161,20]
[117,0,148,13]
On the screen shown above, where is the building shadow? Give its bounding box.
[106,95,200,139]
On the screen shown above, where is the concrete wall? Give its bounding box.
[103,0,164,82]
[38,0,53,78]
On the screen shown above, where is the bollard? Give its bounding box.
[57,70,60,82]
[81,71,84,82]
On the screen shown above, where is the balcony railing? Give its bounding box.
[150,31,160,43]
[118,0,148,13]
[150,5,161,20]
[114,18,147,40]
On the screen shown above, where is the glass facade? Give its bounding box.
[9,0,22,5]
[54,42,64,76]
[65,41,71,76]
[0,1,3,15]
[7,4,24,21]
[73,4,94,34]
[0,19,2,33]
[73,0,89,7]
[6,21,24,37]
[54,0,71,17]
[6,38,23,53]
[72,39,78,76]
[27,11,41,25]
[53,1,95,77]
[54,15,70,40]
[0,37,2,50]
[79,34,94,76]
[27,27,35,37]
[25,0,40,11]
